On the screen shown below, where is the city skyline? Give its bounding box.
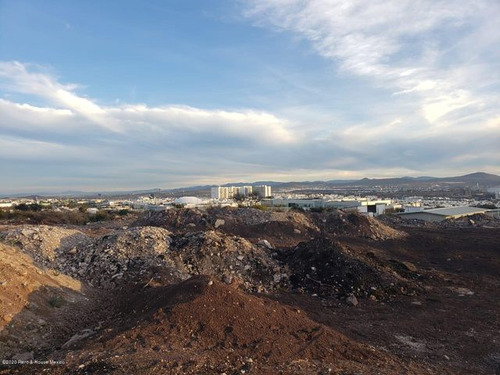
[1,1,499,193]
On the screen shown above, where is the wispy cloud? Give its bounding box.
[244,0,500,126]
[0,51,499,192]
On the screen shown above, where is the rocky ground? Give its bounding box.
[0,209,498,374]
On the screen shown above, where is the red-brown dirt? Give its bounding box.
[44,277,437,375]
[0,211,499,375]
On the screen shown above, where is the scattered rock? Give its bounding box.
[257,239,274,249]
[394,335,426,352]
[214,219,225,228]
[61,329,95,349]
[449,287,474,296]
[401,261,418,272]
[346,295,359,306]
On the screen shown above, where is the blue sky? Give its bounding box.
[1,0,499,193]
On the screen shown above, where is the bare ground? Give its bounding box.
[0,210,498,374]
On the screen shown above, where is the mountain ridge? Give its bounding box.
[2,172,499,198]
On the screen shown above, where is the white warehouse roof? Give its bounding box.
[419,206,488,217]
[398,206,489,222]
[174,196,203,205]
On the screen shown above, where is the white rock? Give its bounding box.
[346,295,359,306]
[258,239,274,249]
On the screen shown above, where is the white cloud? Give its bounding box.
[1,53,499,192]
[0,61,298,146]
[244,0,500,127]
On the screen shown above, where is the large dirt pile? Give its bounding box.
[1,225,287,293]
[377,214,432,228]
[58,226,182,288]
[207,207,320,247]
[133,207,321,247]
[312,211,406,240]
[132,208,209,232]
[0,225,91,268]
[0,243,88,359]
[284,238,406,299]
[49,276,429,375]
[172,230,288,292]
[208,206,317,227]
[439,213,500,228]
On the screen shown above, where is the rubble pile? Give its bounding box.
[134,207,321,247]
[284,238,403,299]
[132,208,209,232]
[0,225,92,268]
[439,213,500,228]
[0,225,287,292]
[380,213,500,229]
[0,212,409,295]
[207,207,319,231]
[204,207,320,247]
[312,211,406,240]
[377,215,432,228]
[171,230,288,293]
[58,226,180,288]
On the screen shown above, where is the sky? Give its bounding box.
[0,0,499,193]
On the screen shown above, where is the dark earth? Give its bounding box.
[0,208,499,374]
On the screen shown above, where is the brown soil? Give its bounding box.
[0,243,92,359]
[0,210,499,375]
[44,277,436,374]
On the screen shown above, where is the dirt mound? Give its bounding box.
[0,243,87,359]
[0,225,92,268]
[208,207,320,247]
[172,230,288,293]
[133,207,320,247]
[132,208,209,232]
[208,206,317,227]
[0,224,286,292]
[439,213,500,228]
[377,214,434,228]
[313,212,406,240]
[59,226,182,288]
[52,226,287,293]
[284,238,408,299]
[50,277,428,374]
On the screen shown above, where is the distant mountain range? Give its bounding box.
[238,172,500,190]
[331,172,500,187]
[2,172,500,198]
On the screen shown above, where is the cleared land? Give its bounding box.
[0,208,498,374]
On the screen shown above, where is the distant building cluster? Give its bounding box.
[211,185,272,200]
[261,197,391,215]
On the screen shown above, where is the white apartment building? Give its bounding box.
[255,185,272,198]
[238,186,253,196]
[211,186,229,200]
[211,185,272,199]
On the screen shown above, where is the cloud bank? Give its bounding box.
[1,0,500,192]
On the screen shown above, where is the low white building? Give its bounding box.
[398,206,489,222]
[173,196,205,208]
[261,198,390,215]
